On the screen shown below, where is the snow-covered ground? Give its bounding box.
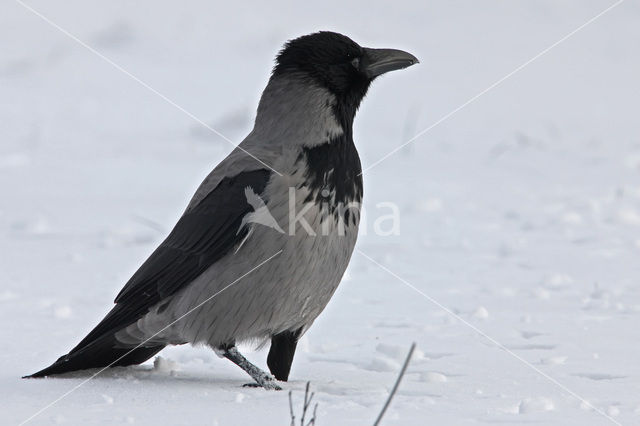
[2,1,640,424]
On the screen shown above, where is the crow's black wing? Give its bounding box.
[27,168,272,377]
[72,168,272,353]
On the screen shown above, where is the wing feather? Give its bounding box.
[69,169,271,353]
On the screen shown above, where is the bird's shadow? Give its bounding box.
[23,365,256,389]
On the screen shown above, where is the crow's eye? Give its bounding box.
[350,57,360,68]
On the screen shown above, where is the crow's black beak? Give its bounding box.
[362,48,419,78]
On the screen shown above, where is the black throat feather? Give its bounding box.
[299,101,364,226]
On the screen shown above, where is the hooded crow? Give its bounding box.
[26,31,417,389]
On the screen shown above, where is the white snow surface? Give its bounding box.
[2,1,640,425]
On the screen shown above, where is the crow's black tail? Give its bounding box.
[25,332,165,378]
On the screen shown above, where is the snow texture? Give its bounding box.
[2,1,640,425]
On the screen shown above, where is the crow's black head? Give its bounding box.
[274,32,368,99]
[273,32,418,116]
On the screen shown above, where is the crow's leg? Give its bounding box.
[267,328,302,381]
[221,345,281,390]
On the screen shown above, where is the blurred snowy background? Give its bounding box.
[2,0,640,424]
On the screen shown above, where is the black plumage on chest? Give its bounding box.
[297,135,363,211]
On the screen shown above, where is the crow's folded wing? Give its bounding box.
[69,168,272,353]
